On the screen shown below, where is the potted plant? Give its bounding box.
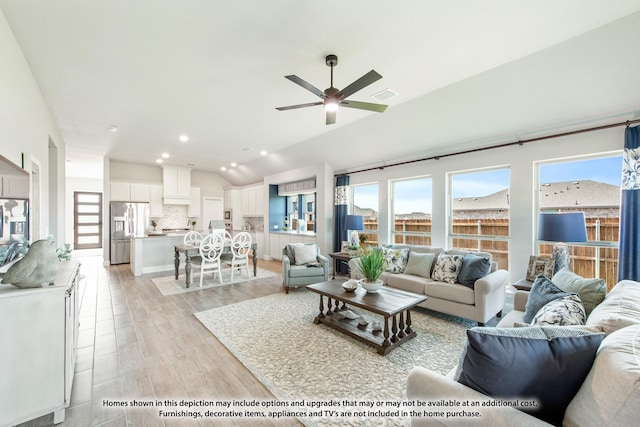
[354,248,385,293]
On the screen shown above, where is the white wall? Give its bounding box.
[0,10,66,242]
[348,126,623,283]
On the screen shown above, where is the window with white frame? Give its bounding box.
[391,176,432,245]
[350,183,379,247]
[449,168,510,270]
[537,154,621,289]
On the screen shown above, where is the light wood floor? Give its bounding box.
[19,254,303,427]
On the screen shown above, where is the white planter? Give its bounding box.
[359,279,383,293]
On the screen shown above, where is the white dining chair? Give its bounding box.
[196,233,225,286]
[183,230,203,246]
[223,232,252,281]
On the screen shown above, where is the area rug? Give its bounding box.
[194,289,474,426]
[150,267,277,296]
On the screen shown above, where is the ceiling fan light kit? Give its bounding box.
[276,54,388,125]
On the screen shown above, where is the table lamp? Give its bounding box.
[345,214,364,248]
[538,212,587,274]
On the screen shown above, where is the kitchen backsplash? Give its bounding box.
[242,217,264,231]
[153,205,192,230]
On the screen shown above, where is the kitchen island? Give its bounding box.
[130,234,185,276]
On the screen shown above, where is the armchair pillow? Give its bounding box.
[293,243,318,265]
[532,294,586,326]
[431,253,464,284]
[523,275,572,323]
[457,253,491,288]
[403,252,435,278]
[456,326,604,426]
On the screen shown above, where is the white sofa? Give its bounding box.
[406,279,640,427]
[349,244,509,326]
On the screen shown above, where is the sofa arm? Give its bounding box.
[318,254,329,280]
[473,269,509,295]
[407,366,550,426]
[514,290,530,312]
[282,255,291,286]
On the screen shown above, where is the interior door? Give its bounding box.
[202,197,223,232]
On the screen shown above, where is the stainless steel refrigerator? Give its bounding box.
[110,202,149,265]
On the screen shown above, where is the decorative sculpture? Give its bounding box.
[0,239,60,288]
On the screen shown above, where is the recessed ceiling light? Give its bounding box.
[260,150,268,156]
[220,166,227,171]
[179,134,189,142]
[156,159,163,164]
[161,153,169,158]
[109,125,118,133]
[230,162,237,167]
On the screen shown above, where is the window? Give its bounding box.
[350,184,379,246]
[285,192,315,232]
[537,155,621,289]
[449,168,510,270]
[391,176,432,245]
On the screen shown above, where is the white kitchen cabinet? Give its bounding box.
[188,187,201,218]
[162,166,192,204]
[241,184,265,216]
[1,175,29,198]
[110,182,131,201]
[129,183,150,202]
[0,261,81,426]
[110,182,151,202]
[149,184,163,217]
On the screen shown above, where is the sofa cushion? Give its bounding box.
[532,294,586,326]
[456,326,604,426]
[381,247,410,273]
[424,281,475,305]
[457,253,491,288]
[432,253,464,284]
[552,269,606,317]
[385,273,431,295]
[586,280,640,335]
[523,275,572,323]
[403,251,435,278]
[287,265,324,278]
[564,324,640,427]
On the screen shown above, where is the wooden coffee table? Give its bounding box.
[307,280,427,355]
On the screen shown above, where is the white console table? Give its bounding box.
[0,260,81,426]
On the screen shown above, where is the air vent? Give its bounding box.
[372,88,398,101]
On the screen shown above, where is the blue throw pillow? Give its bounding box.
[457,253,491,288]
[523,275,571,323]
[457,326,604,426]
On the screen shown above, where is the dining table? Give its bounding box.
[173,242,258,287]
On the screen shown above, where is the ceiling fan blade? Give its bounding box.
[337,70,382,99]
[326,110,336,125]
[340,100,388,112]
[285,75,325,98]
[276,101,323,111]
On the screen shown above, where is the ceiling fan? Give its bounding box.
[276,54,388,125]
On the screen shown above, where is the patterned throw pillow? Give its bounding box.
[381,247,410,273]
[404,252,435,278]
[532,294,586,326]
[431,253,464,284]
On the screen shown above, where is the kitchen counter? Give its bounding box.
[269,230,316,237]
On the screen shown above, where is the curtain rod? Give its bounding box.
[337,118,640,177]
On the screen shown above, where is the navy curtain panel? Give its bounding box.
[618,125,640,281]
[334,175,350,273]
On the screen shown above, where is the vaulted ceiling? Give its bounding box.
[2,1,640,185]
